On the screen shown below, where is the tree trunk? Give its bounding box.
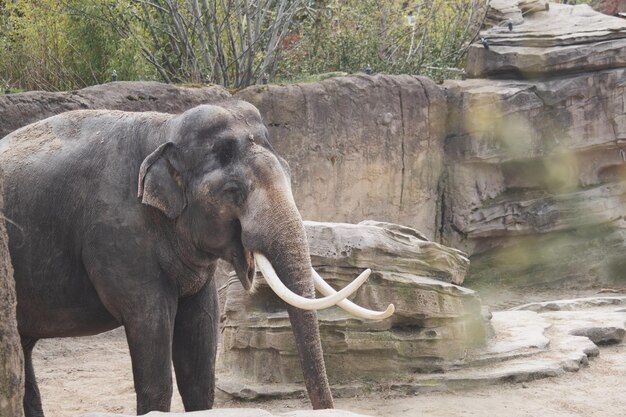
[0,171,24,417]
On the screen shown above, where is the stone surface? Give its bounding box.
[569,326,626,345]
[0,81,230,139]
[218,221,489,395]
[514,296,626,312]
[517,297,626,345]
[468,2,626,78]
[0,173,24,417]
[235,74,447,239]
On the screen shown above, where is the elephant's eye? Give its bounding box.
[222,181,245,206]
[213,139,238,166]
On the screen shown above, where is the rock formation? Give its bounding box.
[218,221,490,399]
[0,173,24,417]
[443,1,626,290]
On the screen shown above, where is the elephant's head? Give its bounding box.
[137,101,393,408]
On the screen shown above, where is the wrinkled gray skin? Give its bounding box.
[0,101,333,416]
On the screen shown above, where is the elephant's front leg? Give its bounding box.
[173,278,219,411]
[123,295,177,414]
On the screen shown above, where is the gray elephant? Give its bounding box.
[0,101,393,416]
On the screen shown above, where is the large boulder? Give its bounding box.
[218,221,490,399]
[0,172,24,417]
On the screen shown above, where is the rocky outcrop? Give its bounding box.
[443,1,626,290]
[306,221,468,285]
[235,75,447,239]
[0,173,24,417]
[218,290,626,399]
[218,221,489,398]
[443,69,626,251]
[467,3,626,78]
[0,81,229,139]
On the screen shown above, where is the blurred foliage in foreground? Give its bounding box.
[0,0,487,91]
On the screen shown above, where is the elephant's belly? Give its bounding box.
[15,273,121,338]
[17,301,120,339]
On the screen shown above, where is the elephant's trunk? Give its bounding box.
[238,147,392,408]
[241,189,334,409]
[287,306,334,409]
[265,225,333,409]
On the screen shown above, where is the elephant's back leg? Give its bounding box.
[21,337,44,417]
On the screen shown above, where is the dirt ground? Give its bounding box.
[33,289,626,417]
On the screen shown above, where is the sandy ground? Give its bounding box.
[32,290,626,417]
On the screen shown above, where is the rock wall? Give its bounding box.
[0,173,24,417]
[235,75,447,239]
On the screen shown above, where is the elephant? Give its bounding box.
[0,100,393,416]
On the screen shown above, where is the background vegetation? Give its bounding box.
[0,0,489,92]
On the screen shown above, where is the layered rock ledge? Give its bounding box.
[217,221,490,399]
[217,291,625,401]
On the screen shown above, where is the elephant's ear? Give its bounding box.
[138,142,186,219]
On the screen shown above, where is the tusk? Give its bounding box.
[254,253,371,310]
[312,269,395,320]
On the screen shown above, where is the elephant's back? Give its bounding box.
[0,109,171,223]
[0,109,168,168]
[0,110,169,195]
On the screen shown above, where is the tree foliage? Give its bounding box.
[0,0,155,91]
[1,0,488,91]
[278,0,488,82]
[99,0,307,88]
